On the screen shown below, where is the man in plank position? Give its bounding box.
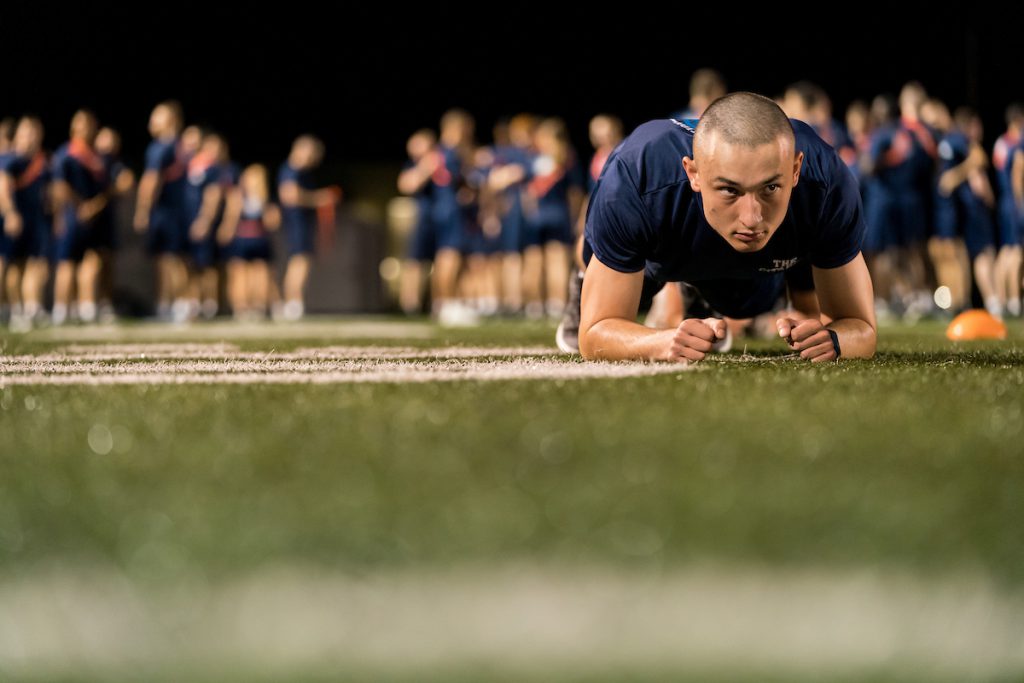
[558,92,876,362]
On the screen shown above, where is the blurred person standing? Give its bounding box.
[218,164,280,320]
[185,130,230,320]
[50,109,110,325]
[277,134,338,321]
[92,127,135,322]
[396,129,439,315]
[1,117,52,330]
[521,117,584,319]
[134,101,190,322]
[993,104,1023,316]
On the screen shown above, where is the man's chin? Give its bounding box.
[729,232,769,251]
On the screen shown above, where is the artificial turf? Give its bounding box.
[1,317,1022,681]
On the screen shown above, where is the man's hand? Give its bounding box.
[777,317,837,362]
[664,317,727,363]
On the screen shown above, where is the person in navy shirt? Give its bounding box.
[185,131,230,320]
[51,109,110,325]
[486,113,538,315]
[92,126,135,322]
[218,164,280,320]
[928,101,999,315]
[669,68,727,122]
[277,134,336,321]
[521,117,584,319]
[134,101,189,321]
[993,104,1023,317]
[0,116,52,329]
[569,92,876,363]
[0,117,14,322]
[397,129,439,315]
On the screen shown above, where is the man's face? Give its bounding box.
[682,132,802,253]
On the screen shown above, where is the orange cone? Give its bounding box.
[946,309,1008,341]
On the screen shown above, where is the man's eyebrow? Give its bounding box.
[714,174,783,186]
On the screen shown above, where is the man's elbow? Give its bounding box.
[578,323,599,360]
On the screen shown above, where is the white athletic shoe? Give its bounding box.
[78,301,97,324]
[200,299,218,320]
[438,300,480,327]
[282,300,305,321]
[51,303,69,326]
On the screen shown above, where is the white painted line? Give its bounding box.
[0,356,691,385]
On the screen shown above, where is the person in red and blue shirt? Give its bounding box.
[134,101,189,321]
[186,131,231,320]
[993,103,1023,317]
[567,92,876,363]
[51,109,110,324]
[277,134,337,321]
[896,82,939,315]
[485,113,538,315]
[0,116,52,328]
[219,164,281,320]
[428,109,477,326]
[521,117,584,319]
[861,94,924,317]
[929,102,999,314]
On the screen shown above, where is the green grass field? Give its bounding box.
[1,317,1023,682]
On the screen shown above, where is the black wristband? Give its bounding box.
[826,328,841,359]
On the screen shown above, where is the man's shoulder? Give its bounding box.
[608,119,692,193]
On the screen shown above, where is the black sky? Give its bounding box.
[3,3,1022,173]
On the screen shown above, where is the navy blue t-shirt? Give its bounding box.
[1,152,52,230]
[278,162,316,232]
[52,142,108,201]
[584,118,865,285]
[144,137,186,212]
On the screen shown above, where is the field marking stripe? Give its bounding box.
[0,358,690,384]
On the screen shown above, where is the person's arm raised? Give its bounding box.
[578,255,725,362]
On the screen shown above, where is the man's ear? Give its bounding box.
[792,151,804,187]
[682,156,701,191]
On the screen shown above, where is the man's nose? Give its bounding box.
[739,194,763,229]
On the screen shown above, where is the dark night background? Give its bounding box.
[3,3,1022,188]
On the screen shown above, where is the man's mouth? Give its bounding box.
[733,230,765,243]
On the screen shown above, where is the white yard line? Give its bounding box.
[0,356,690,385]
[0,564,1020,676]
[19,317,436,342]
[11,344,562,362]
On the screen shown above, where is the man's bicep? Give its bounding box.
[812,253,875,325]
[580,255,645,335]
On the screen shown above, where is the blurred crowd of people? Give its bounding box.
[3,71,1022,331]
[0,101,340,330]
[398,71,1024,326]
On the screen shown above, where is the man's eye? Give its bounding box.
[720,187,738,195]
[764,184,780,193]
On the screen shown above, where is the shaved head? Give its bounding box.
[682,92,803,253]
[693,92,795,161]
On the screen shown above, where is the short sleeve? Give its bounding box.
[277,164,297,186]
[811,154,866,269]
[51,151,69,182]
[144,142,168,172]
[583,157,654,273]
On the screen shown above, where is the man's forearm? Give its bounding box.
[826,317,876,359]
[580,318,673,361]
